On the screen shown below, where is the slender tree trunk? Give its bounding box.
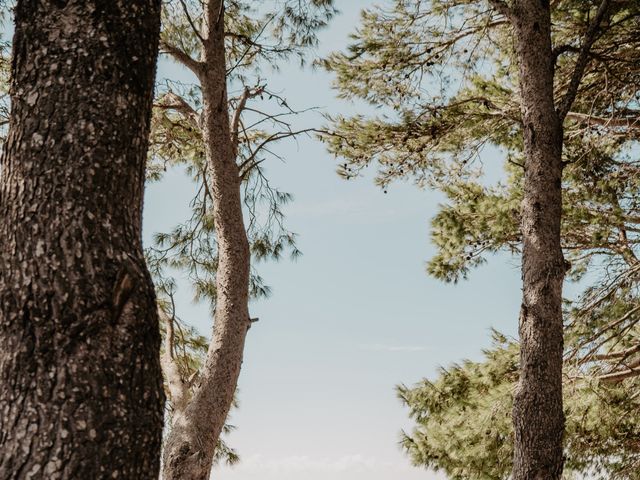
[0,2,164,479]
[511,1,565,479]
[162,1,251,478]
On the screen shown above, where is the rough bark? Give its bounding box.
[0,2,164,479]
[162,1,251,478]
[511,2,566,479]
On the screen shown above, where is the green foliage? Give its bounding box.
[325,1,640,477]
[399,328,640,480]
[428,175,521,283]
[428,135,640,283]
[148,0,335,312]
[399,331,517,480]
[328,0,640,289]
[322,0,518,188]
[322,0,640,190]
[149,1,335,467]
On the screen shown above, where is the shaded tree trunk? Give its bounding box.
[511,1,565,478]
[0,2,164,479]
[162,1,251,478]
[507,0,610,475]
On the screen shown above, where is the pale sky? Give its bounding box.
[145,2,524,479]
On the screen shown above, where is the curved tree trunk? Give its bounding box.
[162,1,251,479]
[0,2,164,479]
[511,1,565,479]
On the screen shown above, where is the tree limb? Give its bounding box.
[598,358,640,383]
[159,308,188,412]
[230,86,264,156]
[556,0,611,120]
[566,111,640,131]
[160,40,205,78]
[593,343,640,361]
[238,128,323,179]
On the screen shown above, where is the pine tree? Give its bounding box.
[0,2,164,478]
[399,145,640,476]
[149,2,335,478]
[398,329,640,480]
[323,1,639,478]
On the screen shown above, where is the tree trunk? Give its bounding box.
[0,2,164,479]
[511,1,565,479]
[162,1,251,479]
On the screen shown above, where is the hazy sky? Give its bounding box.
[145,2,524,479]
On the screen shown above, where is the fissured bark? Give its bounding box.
[511,1,565,478]
[0,2,164,479]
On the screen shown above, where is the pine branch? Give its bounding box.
[598,358,640,383]
[155,91,201,129]
[556,0,611,120]
[160,40,205,78]
[179,0,205,45]
[159,307,188,412]
[566,111,640,132]
[568,304,640,363]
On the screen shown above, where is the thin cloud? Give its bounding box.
[217,453,412,473]
[358,343,427,352]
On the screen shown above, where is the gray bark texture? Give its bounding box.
[161,1,251,479]
[0,2,164,479]
[511,1,565,479]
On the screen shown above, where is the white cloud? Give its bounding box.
[217,453,413,474]
[250,454,389,471]
[215,454,445,480]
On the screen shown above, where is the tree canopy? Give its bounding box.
[147,0,337,308]
[1,1,638,478]
[324,0,640,477]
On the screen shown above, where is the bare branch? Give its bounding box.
[179,0,205,45]
[230,86,264,156]
[239,128,325,179]
[598,358,640,383]
[566,111,640,132]
[593,343,640,361]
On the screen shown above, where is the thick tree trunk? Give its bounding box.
[511,1,565,479]
[162,1,251,479]
[0,2,164,479]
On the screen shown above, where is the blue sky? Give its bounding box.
[145,2,524,479]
